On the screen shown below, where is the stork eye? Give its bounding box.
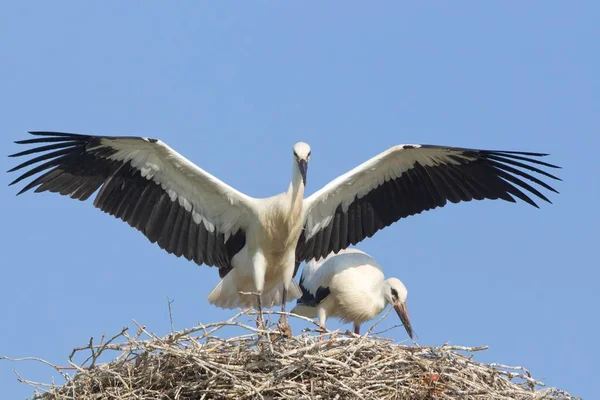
[308,151,311,158]
[391,288,399,299]
[294,151,299,159]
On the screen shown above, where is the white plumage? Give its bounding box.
[292,248,413,337]
[9,132,560,333]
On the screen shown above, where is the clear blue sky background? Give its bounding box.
[1,2,598,399]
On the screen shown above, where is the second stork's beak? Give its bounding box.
[394,303,413,339]
[297,159,308,185]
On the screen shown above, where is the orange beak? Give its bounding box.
[394,303,413,339]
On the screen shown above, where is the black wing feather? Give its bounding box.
[296,274,331,307]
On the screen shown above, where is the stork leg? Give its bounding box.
[319,324,327,341]
[277,285,292,337]
[250,251,267,331]
[256,293,265,330]
[354,323,361,335]
[277,256,295,337]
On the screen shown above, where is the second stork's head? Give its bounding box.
[293,142,311,186]
[383,277,413,339]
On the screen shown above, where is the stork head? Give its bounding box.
[293,142,311,185]
[384,278,413,339]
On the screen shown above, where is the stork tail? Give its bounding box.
[207,276,302,310]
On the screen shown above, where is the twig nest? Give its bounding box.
[4,312,579,400]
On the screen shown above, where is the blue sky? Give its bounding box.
[1,2,598,398]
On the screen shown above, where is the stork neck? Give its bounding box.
[288,163,305,204]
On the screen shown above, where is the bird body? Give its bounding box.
[9,131,560,332]
[292,248,413,337]
[209,184,306,310]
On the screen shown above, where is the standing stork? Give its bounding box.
[291,248,413,338]
[8,131,560,333]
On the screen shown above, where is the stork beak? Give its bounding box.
[394,303,413,339]
[297,159,308,185]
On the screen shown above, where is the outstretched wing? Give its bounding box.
[9,131,255,276]
[296,144,560,264]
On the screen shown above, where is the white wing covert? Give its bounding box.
[297,248,374,306]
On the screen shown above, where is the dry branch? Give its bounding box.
[2,311,579,400]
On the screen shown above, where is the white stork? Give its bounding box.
[291,248,413,337]
[8,131,560,333]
